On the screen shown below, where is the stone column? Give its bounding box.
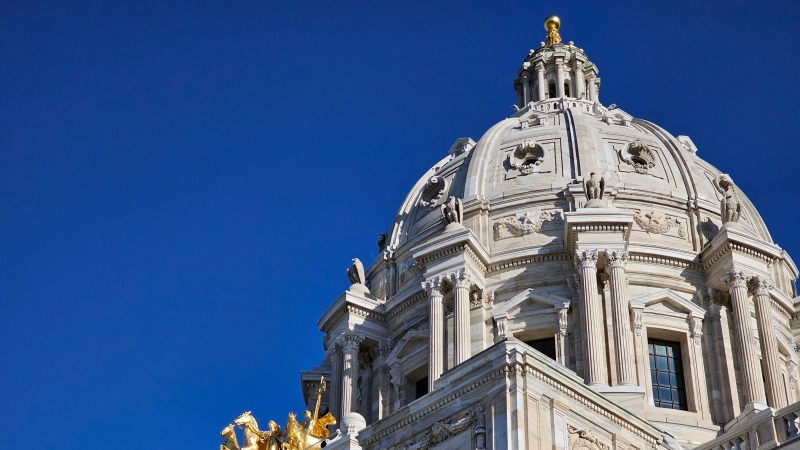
[424,278,444,392]
[341,331,364,415]
[523,75,532,104]
[327,342,343,422]
[556,59,565,98]
[576,250,607,386]
[724,271,766,405]
[588,74,597,101]
[574,61,585,99]
[452,271,472,365]
[535,62,545,101]
[750,276,787,409]
[606,250,636,386]
[372,342,392,420]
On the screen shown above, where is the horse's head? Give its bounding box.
[234,411,253,428]
[220,423,235,437]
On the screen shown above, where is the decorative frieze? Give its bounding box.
[397,403,485,450]
[632,210,685,237]
[492,209,562,240]
[568,425,609,450]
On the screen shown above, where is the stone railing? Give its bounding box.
[694,403,800,450]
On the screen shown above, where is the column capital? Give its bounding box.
[534,61,545,71]
[326,341,343,358]
[723,270,751,289]
[748,275,774,296]
[451,270,472,290]
[342,331,365,350]
[575,249,599,269]
[605,249,629,268]
[422,277,444,297]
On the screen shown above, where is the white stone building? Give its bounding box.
[300,17,800,450]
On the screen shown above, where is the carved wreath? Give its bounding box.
[633,210,685,237]
[619,140,656,174]
[419,176,447,208]
[493,209,562,240]
[509,139,546,175]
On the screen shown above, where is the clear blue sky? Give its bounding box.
[2,1,799,448]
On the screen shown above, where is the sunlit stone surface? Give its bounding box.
[300,17,800,450]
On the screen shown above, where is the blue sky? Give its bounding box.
[1,1,799,448]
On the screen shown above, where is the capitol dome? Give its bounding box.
[302,17,800,450]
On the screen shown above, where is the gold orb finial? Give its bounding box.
[543,15,562,46]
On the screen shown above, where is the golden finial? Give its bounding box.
[544,15,562,46]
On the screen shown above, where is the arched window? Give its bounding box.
[564,82,570,97]
[548,82,556,99]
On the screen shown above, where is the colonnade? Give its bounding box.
[724,270,787,409]
[518,59,598,103]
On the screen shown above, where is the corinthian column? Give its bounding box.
[452,271,472,365]
[326,342,343,422]
[574,61,585,99]
[724,271,766,405]
[750,276,787,408]
[341,331,364,415]
[576,250,607,386]
[424,278,444,392]
[606,250,636,386]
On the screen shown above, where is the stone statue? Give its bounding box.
[377,233,387,252]
[583,172,606,208]
[717,174,741,224]
[347,258,366,285]
[441,196,464,231]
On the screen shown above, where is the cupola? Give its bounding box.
[513,16,601,108]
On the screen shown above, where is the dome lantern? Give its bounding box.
[514,16,600,108]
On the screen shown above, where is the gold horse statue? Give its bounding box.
[219,376,335,450]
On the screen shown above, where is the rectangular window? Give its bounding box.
[415,377,428,400]
[525,337,556,361]
[648,339,688,410]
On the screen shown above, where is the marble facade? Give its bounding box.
[300,17,800,450]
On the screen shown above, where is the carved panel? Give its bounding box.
[630,209,686,238]
[493,209,563,240]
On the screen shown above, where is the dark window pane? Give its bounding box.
[524,338,557,361]
[415,377,428,399]
[648,338,688,411]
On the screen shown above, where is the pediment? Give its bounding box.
[385,329,427,365]
[629,289,705,319]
